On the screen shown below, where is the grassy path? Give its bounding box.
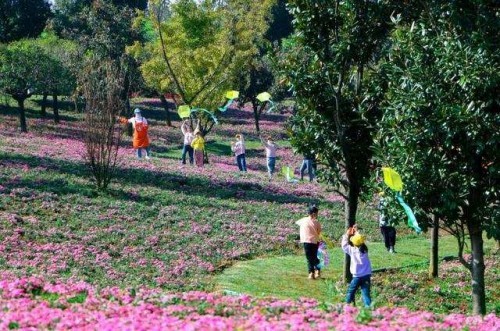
[215,235,492,305]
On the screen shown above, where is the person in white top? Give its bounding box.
[341,226,372,307]
[295,204,322,279]
[260,134,278,180]
[180,120,195,165]
[231,134,247,172]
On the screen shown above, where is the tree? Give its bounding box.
[35,32,78,122]
[378,1,499,315]
[80,57,125,190]
[53,0,144,115]
[0,41,51,132]
[0,0,52,43]
[278,0,398,282]
[133,0,275,136]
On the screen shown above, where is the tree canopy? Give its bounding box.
[130,0,275,135]
[0,0,52,43]
[377,1,499,315]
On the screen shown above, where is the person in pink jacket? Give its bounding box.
[341,227,372,307]
[295,204,322,279]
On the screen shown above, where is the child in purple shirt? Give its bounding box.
[341,227,372,307]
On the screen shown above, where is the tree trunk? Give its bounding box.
[53,94,60,124]
[125,97,131,114]
[342,184,360,283]
[159,94,172,126]
[252,99,260,133]
[17,98,28,133]
[41,92,48,117]
[468,222,486,315]
[429,215,439,278]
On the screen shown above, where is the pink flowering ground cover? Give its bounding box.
[0,273,498,330]
[0,98,498,327]
[0,100,350,292]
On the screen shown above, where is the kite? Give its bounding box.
[177,91,239,124]
[319,233,335,249]
[219,90,239,112]
[256,92,276,113]
[381,167,422,234]
[177,105,191,119]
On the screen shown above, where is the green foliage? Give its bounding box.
[67,292,88,304]
[35,32,78,96]
[0,0,52,43]
[378,1,499,245]
[0,41,49,99]
[276,0,396,228]
[376,0,499,314]
[133,0,275,136]
[355,308,373,324]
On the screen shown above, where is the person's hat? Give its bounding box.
[350,233,366,247]
[134,108,141,114]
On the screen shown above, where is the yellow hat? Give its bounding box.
[350,233,365,247]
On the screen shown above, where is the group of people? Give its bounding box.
[181,119,280,179]
[124,109,315,182]
[296,197,398,308]
[180,119,205,167]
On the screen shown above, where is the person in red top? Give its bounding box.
[127,108,151,159]
[296,204,322,279]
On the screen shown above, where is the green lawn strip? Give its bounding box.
[214,235,491,303]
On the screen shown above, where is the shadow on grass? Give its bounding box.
[0,153,323,206]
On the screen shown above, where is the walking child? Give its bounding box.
[260,134,277,179]
[231,134,247,172]
[295,204,322,279]
[341,227,372,307]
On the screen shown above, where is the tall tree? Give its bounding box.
[378,1,499,315]
[0,0,52,43]
[278,0,398,282]
[133,0,274,136]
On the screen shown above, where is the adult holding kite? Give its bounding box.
[180,120,194,165]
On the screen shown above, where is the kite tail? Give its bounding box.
[218,99,234,112]
[266,100,276,113]
[396,192,422,234]
[191,108,218,124]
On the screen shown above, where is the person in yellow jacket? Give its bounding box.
[191,131,205,167]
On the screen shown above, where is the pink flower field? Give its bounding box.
[0,100,498,329]
[0,273,497,330]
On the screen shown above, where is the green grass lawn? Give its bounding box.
[215,235,499,313]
